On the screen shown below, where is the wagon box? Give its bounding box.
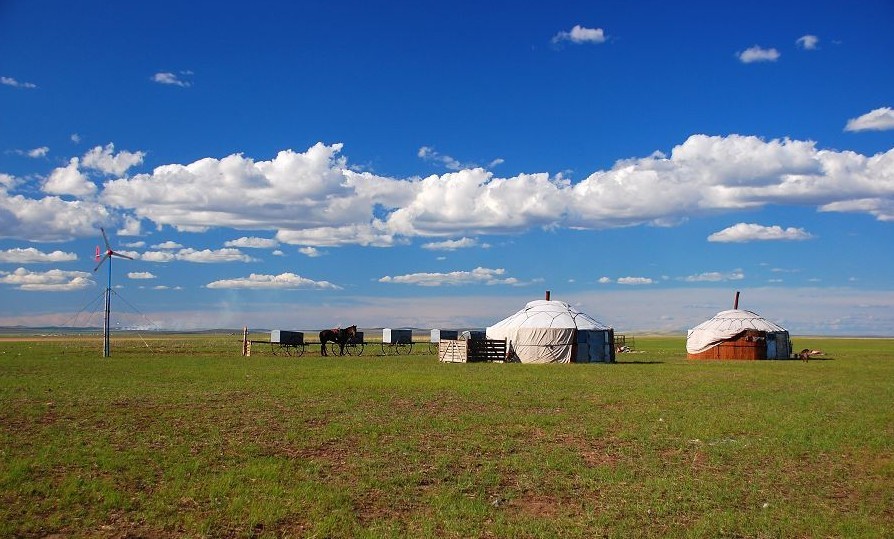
[270,330,304,345]
[382,328,412,344]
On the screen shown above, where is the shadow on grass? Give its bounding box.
[614,360,665,365]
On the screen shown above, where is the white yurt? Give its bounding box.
[687,308,792,360]
[486,296,615,364]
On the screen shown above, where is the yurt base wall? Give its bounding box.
[687,331,767,360]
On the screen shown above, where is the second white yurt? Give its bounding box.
[486,297,615,364]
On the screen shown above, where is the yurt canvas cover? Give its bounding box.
[486,300,615,364]
[686,309,792,359]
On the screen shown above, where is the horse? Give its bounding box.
[320,325,357,356]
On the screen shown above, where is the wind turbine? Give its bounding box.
[94,227,134,357]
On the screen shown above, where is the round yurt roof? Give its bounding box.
[488,300,612,330]
[687,309,788,354]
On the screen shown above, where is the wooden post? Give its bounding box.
[242,326,248,357]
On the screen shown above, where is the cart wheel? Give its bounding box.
[328,342,343,356]
[282,344,294,356]
[270,342,279,356]
[295,344,306,357]
[345,343,364,356]
[395,342,413,355]
[381,343,390,355]
[355,343,364,356]
[429,343,438,354]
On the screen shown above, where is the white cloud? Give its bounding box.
[421,237,488,251]
[206,272,339,290]
[128,271,156,279]
[272,249,284,256]
[844,107,894,132]
[0,267,93,291]
[102,143,410,246]
[152,72,192,87]
[738,45,780,63]
[0,247,77,263]
[0,173,16,191]
[796,35,819,50]
[708,223,813,242]
[1,76,37,89]
[0,192,113,241]
[418,146,501,171]
[820,198,894,222]
[140,251,176,263]
[683,271,745,282]
[617,277,653,285]
[124,241,145,248]
[70,133,81,144]
[19,135,881,246]
[378,267,521,287]
[225,237,279,249]
[598,276,612,284]
[81,143,145,176]
[118,215,143,236]
[138,248,256,263]
[298,246,322,257]
[43,158,97,197]
[552,25,607,45]
[27,147,49,158]
[152,241,183,249]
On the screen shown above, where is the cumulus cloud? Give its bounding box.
[26,147,49,158]
[127,271,156,279]
[206,272,339,290]
[844,107,894,132]
[421,237,488,250]
[43,158,97,197]
[7,135,893,245]
[298,246,322,257]
[0,247,77,263]
[738,45,780,63]
[378,267,522,287]
[796,35,819,50]
[152,241,183,249]
[418,146,502,171]
[0,267,94,291]
[552,25,607,45]
[152,71,192,87]
[102,143,411,244]
[1,76,37,89]
[82,144,145,176]
[225,237,279,249]
[142,248,257,264]
[598,276,612,284]
[617,277,654,285]
[682,271,745,282]
[0,193,113,241]
[708,223,813,242]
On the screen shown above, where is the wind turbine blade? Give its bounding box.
[100,227,112,250]
[110,251,135,261]
[94,252,111,272]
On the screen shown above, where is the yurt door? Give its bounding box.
[766,334,777,359]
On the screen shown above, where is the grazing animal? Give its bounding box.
[320,325,357,356]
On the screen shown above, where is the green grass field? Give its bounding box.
[1,335,891,538]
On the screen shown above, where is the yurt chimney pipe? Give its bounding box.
[545,290,551,301]
[734,291,740,310]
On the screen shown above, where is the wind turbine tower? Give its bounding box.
[94,227,134,357]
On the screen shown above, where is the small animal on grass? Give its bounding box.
[799,348,824,362]
[320,325,357,356]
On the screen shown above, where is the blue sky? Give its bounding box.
[1,1,893,335]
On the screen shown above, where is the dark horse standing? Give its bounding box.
[320,325,357,356]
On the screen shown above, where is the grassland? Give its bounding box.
[1,335,892,538]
